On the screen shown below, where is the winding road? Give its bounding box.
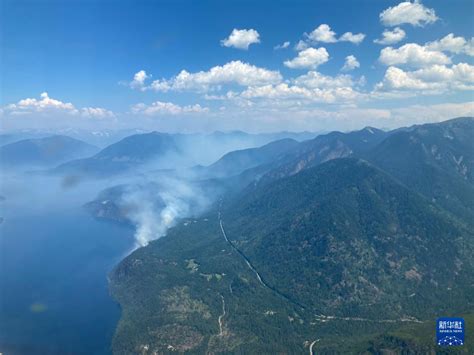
[309,339,320,355]
[218,294,226,336]
[217,207,423,353]
[218,211,305,310]
[219,215,265,287]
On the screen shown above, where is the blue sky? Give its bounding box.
[1,0,474,132]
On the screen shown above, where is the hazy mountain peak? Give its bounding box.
[0,135,98,168]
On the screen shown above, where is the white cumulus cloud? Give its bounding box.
[379,1,438,27]
[220,29,261,50]
[339,32,366,45]
[379,43,451,67]
[284,47,329,69]
[374,27,406,45]
[4,92,115,120]
[375,63,474,92]
[376,66,433,91]
[307,24,338,43]
[238,70,361,103]
[426,33,474,56]
[6,92,77,115]
[306,24,365,44]
[240,83,360,103]
[293,71,355,89]
[132,61,282,93]
[342,55,360,71]
[130,70,150,90]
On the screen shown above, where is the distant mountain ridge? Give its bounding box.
[200,138,299,178]
[261,126,389,181]
[206,125,392,193]
[0,135,98,168]
[92,132,178,162]
[222,118,474,223]
[53,132,181,176]
[51,130,320,177]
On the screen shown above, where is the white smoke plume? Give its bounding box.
[120,176,210,249]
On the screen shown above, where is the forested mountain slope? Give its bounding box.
[110,157,474,354]
[366,117,474,223]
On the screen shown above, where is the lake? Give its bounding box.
[0,199,134,354]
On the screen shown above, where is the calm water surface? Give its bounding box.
[0,198,134,354]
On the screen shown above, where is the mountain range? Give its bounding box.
[5,118,471,353]
[50,131,318,178]
[0,135,98,168]
[107,117,474,354]
[53,132,181,176]
[197,138,300,178]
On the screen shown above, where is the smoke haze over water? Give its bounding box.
[0,130,293,253]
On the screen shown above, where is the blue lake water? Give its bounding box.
[0,204,134,354]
